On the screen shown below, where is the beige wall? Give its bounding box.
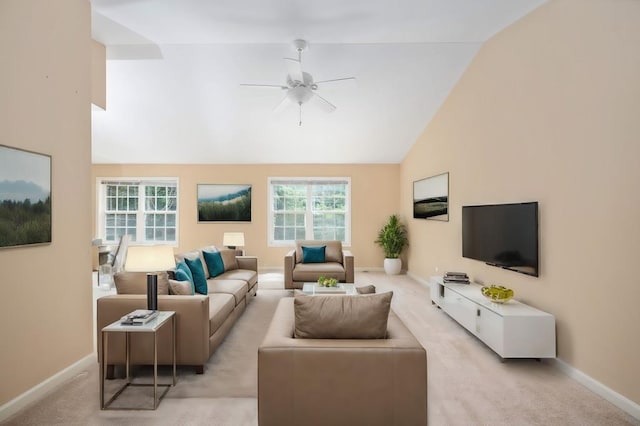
[401,0,640,405]
[92,163,400,268]
[0,0,93,405]
[91,40,106,109]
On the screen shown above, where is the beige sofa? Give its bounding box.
[284,240,354,289]
[258,297,428,426]
[97,248,257,374]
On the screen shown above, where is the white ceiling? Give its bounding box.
[91,0,546,164]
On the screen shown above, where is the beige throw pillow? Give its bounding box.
[356,284,376,294]
[294,292,393,339]
[220,249,238,271]
[169,279,193,295]
[114,271,170,295]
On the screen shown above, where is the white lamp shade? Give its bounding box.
[223,232,245,247]
[125,245,176,272]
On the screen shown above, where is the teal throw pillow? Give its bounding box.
[175,261,196,295]
[184,257,208,295]
[302,245,326,263]
[202,250,225,278]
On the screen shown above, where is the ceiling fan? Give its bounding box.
[240,39,355,126]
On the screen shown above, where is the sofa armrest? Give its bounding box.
[284,249,296,289]
[343,250,354,283]
[236,255,257,272]
[258,298,427,426]
[97,294,210,366]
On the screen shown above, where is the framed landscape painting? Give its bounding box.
[197,184,251,222]
[413,172,449,221]
[0,145,52,248]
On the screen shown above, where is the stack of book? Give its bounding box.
[120,309,159,325]
[443,272,470,284]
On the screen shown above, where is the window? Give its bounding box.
[97,178,179,245]
[268,177,350,246]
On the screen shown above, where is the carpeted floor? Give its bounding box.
[3,273,638,425]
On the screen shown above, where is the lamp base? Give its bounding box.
[147,274,158,311]
[226,245,244,256]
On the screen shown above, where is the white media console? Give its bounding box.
[430,276,556,359]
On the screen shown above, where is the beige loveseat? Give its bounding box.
[97,248,257,374]
[258,297,428,426]
[284,240,354,289]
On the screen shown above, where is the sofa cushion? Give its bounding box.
[295,240,342,264]
[292,262,345,282]
[202,250,225,278]
[169,279,194,295]
[206,279,248,306]
[175,250,210,277]
[294,292,393,339]
[184,257,208,295]
[217,269,258,287]
[302,245,326,263]
[114,271,169,295]
[220,249,238,271]
[208,293,235,336]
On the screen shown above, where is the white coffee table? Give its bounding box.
[302,283,357,295]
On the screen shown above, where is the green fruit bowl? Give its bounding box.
[480,285,514,304]
[317,276,339,288]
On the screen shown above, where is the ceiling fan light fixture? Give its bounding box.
[240,39,355,125]
[287,86,313,104]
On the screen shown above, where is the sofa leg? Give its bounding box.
[195,365,204,374]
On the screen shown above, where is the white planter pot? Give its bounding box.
[384,258,402,275]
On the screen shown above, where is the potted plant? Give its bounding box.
[375,214,408,275]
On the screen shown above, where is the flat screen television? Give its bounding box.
[462,202,539,277]
[413,172,449,221]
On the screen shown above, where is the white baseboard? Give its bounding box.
[0,353,95,423]
[258,267,284,274]
[552,358,639,420]
[406,271,430,288]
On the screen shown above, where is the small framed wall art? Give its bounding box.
[413,172,449,221]
[197,184,252,222]
[0,144,52,248]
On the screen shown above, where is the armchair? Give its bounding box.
[284,240,354,289]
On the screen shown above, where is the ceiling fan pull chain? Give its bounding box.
[299,103,302,126]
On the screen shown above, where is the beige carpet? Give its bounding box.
[3,273,638,426]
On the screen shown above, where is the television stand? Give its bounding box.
[430,276,556,359]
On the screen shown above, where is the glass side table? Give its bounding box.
[100,311,176,410]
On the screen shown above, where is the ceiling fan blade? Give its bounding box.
[273,94,294,113]
[240,83,288,89]
[314,76,356,85]
[284,58,303,83]
[310,92,337,113]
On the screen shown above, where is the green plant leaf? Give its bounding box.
[374,214,408,258]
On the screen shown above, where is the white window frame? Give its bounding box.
[268,177,351,247]
[96,177,180,246]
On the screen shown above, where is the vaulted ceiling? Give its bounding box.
[91,0,546,164]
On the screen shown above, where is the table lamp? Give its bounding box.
[223,232,245,255]
[125,245,176,310]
